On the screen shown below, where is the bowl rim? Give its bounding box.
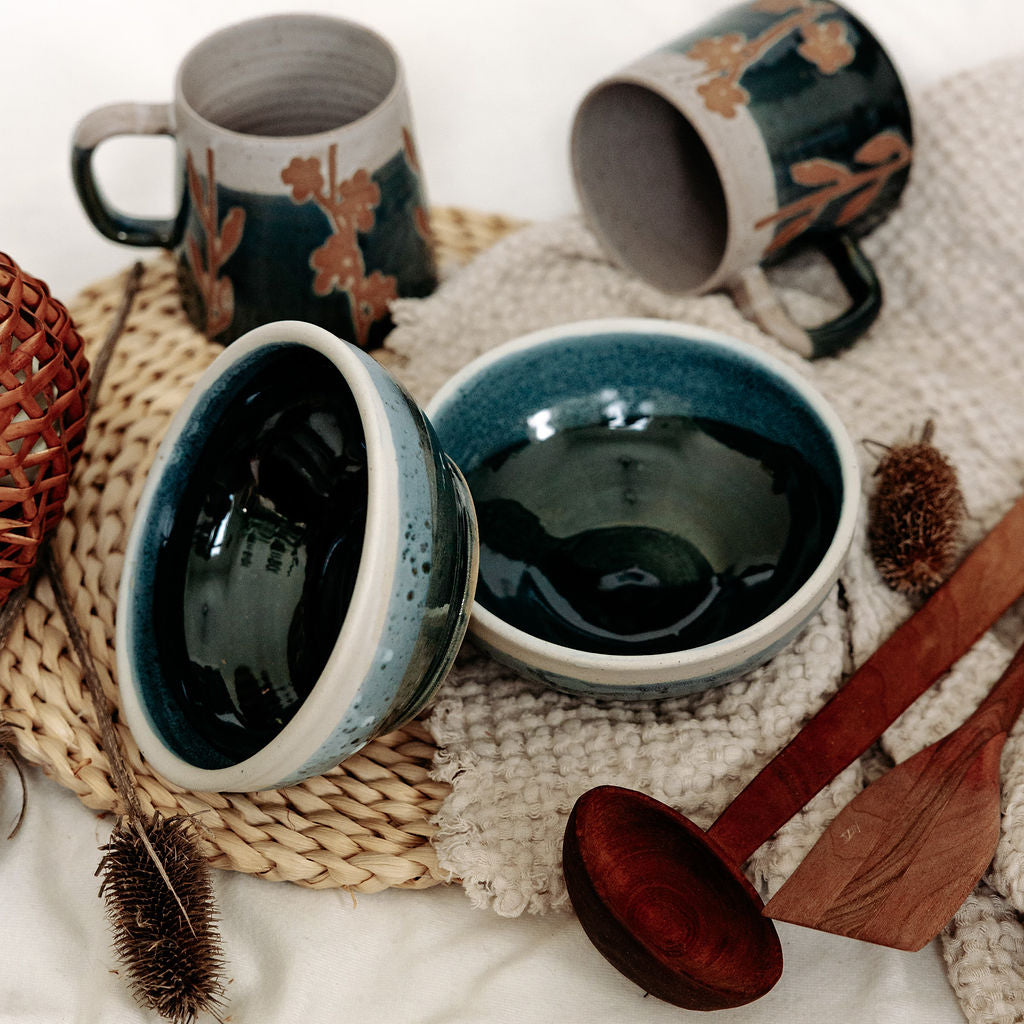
[116,320,405,791]
[425,316,861,690]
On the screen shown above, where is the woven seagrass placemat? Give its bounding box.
[0,206,523,892]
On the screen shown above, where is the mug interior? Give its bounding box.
[180,14,399,137]
[572,82,728,294]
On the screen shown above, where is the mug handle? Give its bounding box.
[728,233,882,359]
[71,102,182,248]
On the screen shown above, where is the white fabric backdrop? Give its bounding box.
[3,1,1023,1021]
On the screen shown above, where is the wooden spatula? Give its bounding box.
[764,635,1024,950]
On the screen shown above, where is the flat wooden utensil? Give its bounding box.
[765,634,1024,950]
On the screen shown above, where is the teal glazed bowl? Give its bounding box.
[425,318,859,699]
[117,321,477,792]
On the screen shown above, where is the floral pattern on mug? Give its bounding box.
[281,146,399,349]
[686,0,854,118]
[185,149,246,338]
[756,130,912,253]
[797,19,855,73]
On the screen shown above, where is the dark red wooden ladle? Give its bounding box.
[563,493,1024,1011]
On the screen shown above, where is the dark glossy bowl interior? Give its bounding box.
[137,346,369,768]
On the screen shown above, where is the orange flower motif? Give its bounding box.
[403,127,421,174]
[685,2,854,118]
[337,169,381,233]
[281,141,407,348]
[797,20,855,74]
[209,277,236,335]
[686,33,747,73]
[697,77,750,118]
[310,233,361,296]
[755,130,911,254]
[414,206,434,245]
[351,270,398,324]
[281,157,326,202]
[185,148,246,338]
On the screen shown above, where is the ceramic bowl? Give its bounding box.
[425,318,859,699]
[117,321,477,792]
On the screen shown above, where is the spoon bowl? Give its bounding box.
[565,786,781,1010]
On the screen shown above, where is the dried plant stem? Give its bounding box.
[89,261,144,399]
[45,543,185,920]
[1,262,225,1023]
[46,545,226,1023]
[38,261,224,1023]
[44,544,142,815]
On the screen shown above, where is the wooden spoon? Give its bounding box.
[563,493,1024,1010]
[764,635,1024,950]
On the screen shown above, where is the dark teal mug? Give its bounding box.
[71,14,437,349]
[572,0,912,358]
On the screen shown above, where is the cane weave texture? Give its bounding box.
[0,254,90,602]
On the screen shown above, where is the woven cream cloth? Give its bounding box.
[387,57,1024,1022]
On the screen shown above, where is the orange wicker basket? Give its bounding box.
[0,254,90,602]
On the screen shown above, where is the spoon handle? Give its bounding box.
[707,492,1024,867]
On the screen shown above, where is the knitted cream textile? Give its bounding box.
[388,58,1024,1022]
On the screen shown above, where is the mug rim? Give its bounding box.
[173,12,407,144]
[426,316,861,691]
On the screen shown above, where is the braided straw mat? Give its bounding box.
[0,206,523,893]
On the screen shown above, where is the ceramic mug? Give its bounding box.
[72,14,437,350]
[571,0,912,358]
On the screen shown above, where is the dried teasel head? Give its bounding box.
[866,420,966,597]
[98,815,226,1024]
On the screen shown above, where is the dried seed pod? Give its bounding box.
[867,421,966,597]
[98,815,226,1024]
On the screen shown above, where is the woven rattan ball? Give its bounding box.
[0,253,90,604]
